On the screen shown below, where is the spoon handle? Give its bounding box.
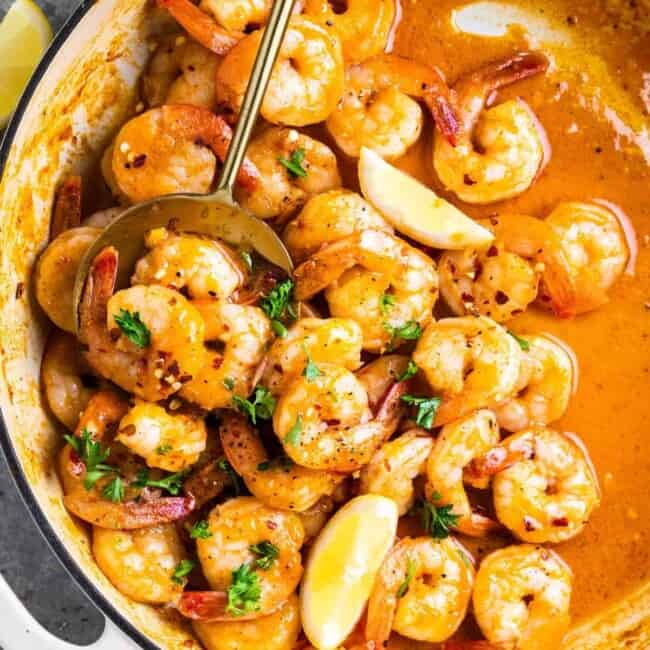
[216,0,295,195]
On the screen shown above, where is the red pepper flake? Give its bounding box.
[132,154,147,168]
[486,245,499,257]
[495,290,509,305]
[552,516,569,527]
[266,519,278,530]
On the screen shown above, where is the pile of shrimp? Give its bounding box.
[31,2,634,648]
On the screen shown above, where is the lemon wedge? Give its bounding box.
[0,0,52,127]
[358,147,494,250]
[300,495,398,650]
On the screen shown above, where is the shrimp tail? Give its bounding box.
[467,437,534,479]
[183,461,230,509]
[51,175,82,240]
[426,91,461,146]
[375,380,407,422]
[178,590,264,621]
[484,51,549,92]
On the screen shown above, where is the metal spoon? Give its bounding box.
[73,0,295,332]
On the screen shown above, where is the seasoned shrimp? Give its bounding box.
[471,428,600,543]
[111,105,259,204]
[262,317,363,396]
[495,335,574,432]
[273,363,405,472]
[182,497,304,620]
[366,537,474,645]
[327,54,459,159]
[355,354,410,410]
[433,51,549,204]
[439,214,576,321]
[34,226,101,333]
[413,316,521,426]
[79,247,206,402]
[143,34,221,109]
[425,410,501,536]
[359,429,433,515]
[234,127,341,221]
[132,228,245,301]
[283,189,391,263]
[473,545,572,649]
[543,202,629,315]
[193,593,301,650]
[217,17,344,125]
[180,302,272,410]
[93,524,188,603]
[220,413,345,511]
[294,230,438,352]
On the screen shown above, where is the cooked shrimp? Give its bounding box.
[111,105,259,204]
[439,215,576,321]
[412,316,521,426]
[359,429,433,515]
[217,17,344,126]
[220,413,345,511]
[355,353,410,410]
[34,226,101,333]
[93,524,189,603]
[193,593,301,650]
[79,247,206,402]
[542,202,629,315]
[182,497,304,620]
[425,410,501,536]
[283,189,392,263]
[473,545,572,649]
[234,127,341,221]
[180,302,272,410]
[470,428,600,543]
[273,363,405,471]
[143,34,221,109]
[262,317,363,396]
[327,54,459,159]
[132,228,245,301]
[366,536,475,645]
[433,51,549,204]
[294,230,439,352]
[495,335,574,432]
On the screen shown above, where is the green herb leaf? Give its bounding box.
[508,330,530,351]
[65,429,118,490]
[271,320,288,338]
[217,458,242,497]
[133,468,186,495]
[250,541,279,570]
[239,249,254,272]
[190,520,213,540]
[226,564,262,616]
[232,386,276,425]
[398,359,419,382]
[283,416,302,446]
[156,444,173,455]
[383,320,422,349]
[172,559,195,584]
[401,394,442,430]
[396,557,417,598]
[379,293,396,316]
[302,347,321,383]
[113,309,151,348]
[260,279,295,321]
[278,148,307,179]
[223,377,235,391]
[102,477,125,503]
[420,498,460,539]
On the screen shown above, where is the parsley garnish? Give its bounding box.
[172,559,195,584]
[223,377,235,391]
[133,468,186,495]
[383,320,422,348]
[102,477,124,503]
[113,309,151,348]
[190,520,213,540]
[272,320,288,338]
[379,293,395,316]
[396,557,416,598]
[226,564,262,616]
[232,386,276,425]
[250,541,279,570]
[217,458,242,496]
[260,279,295,321]
[398,359,419,382]
[156,444,173,455]
[401,394,441,430]
[64,429,117,490]
[284,416,302,446]
[278,148,307,179]
[420,493,460,539]
[508,330,530,351]
[302,347,321,382]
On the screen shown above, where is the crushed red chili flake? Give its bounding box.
[495,290,509,305]
[132,154,147,168]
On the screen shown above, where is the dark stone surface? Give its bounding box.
[0,2,105,646]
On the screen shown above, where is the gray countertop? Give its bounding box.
[0,1,105,645]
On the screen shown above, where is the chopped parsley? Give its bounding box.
[396,557,416,598]
[302,347,321,382]
[250,541,279,570]
[133,468,186,495]
[420,493,460,539]
[172,559,195,584]
[156,444,173,455]
[102,476,125,503]
[283,416,302,446]
[508,330,530,351]
[278,148,307,178]
[226,564,262,616]
[217,458,242,497]
[398,359,419,382]
[223,377,235,391]
[271,320,289,338]
[383,320,422,349]
[400,394,442,430]
[190,520,213,540]
[64,428,117,490]
[113,309,151,348]
[233,386,276,425]
[379,293,396,316]
[260,279,295,321]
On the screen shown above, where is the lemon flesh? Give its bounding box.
[300,495,398,650]
[359,147,494,250]
[0,0,52,127]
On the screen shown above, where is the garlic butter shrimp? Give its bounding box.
[283,189,392,263]
[132,228,245,301]
[234,127,341,221]
[181,497,304,620]
[143,34,221,109]
[262,317,363,396]
[93,524,189,604]
[366,536,475,645]
[80,247,206,402]
[471,429,600,543]
[180,302,272,410]
[220,413,345,511]
[495,335,574,432]
[111,105,259,204]
[439,215,576,322]
[413,316,521,426]
[355,354,410,410]
[217,17,344,125]
[473,545,572,649]
[434,51,549,204]
[542,202,629,315]
[274,363,405,472]
[425,410,501,536]
[327,54,459,159]
[34,226,101,333]
[359,429,433,515]
[294,230,438,352]
[193,593,301,650]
